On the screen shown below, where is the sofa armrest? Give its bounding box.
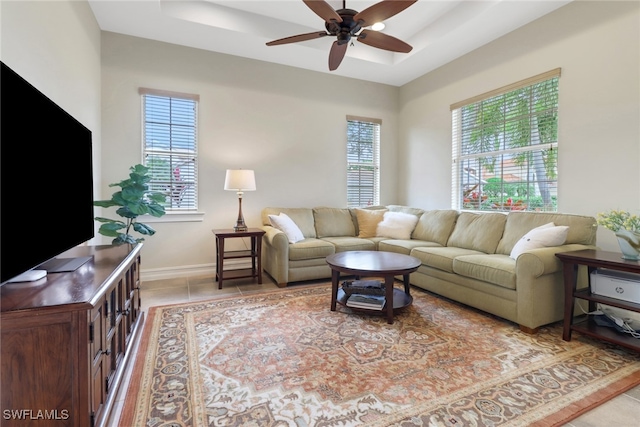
[261,225,290,286]
[515,243,595,330]
[262,225,289,250]
[516,243,596,278]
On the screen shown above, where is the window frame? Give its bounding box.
[346,116,381,208]
[450,69,561,213]
[140,88,203,221]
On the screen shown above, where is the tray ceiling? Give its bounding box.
[89,0,572,86]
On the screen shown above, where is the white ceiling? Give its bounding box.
[88,0,573,86]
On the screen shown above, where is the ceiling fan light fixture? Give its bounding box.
[370,22,385,31]
[337,32,351,43]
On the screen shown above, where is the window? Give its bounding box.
[140,88,199,211]
[451,69,560,212]
[347,116,380,208]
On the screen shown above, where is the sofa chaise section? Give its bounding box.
[409,211,597,332]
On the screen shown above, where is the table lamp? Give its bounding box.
[224,169,256,232]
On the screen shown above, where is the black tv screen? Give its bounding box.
[1,61,95,284]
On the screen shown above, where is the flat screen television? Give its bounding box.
[1,61,95,284]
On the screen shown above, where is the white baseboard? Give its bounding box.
[140,259,251,282]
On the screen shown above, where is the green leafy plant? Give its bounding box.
[94,164,166,245]
[597,210,640,233]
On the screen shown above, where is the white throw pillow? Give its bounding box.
[269,213,305,243]
[510,222,569,259]
[376,211,420,240]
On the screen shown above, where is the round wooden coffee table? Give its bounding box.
[326,251,421,324]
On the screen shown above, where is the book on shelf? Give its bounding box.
[346,294,386,310]
[351,279,383,288]
[341,279,385,296]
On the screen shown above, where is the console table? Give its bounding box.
[1,244,144,427]
[556,249,640,353]
[212,228,265,289]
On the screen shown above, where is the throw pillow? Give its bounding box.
[510,222,569,259]
[355,208,387,238]
[376,211,420,240]
[269,213,305,243]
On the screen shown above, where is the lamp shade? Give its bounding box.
[224,169,256,191]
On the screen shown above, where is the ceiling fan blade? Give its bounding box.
[303,0,343,23]
[328,41,348,71]
[357,30,412,53]
[266,31,329,46]
[354,0,417,26]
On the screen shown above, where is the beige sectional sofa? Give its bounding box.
[260,205,597,332]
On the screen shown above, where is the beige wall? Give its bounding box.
[399,0,640,252]
[101,32,399,274]
[3,0,638,277]
[0,0,102,245]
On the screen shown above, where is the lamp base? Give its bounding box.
[234,223,248,232]
[233,192,248,232]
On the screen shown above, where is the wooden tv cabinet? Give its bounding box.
[1,244,144,427]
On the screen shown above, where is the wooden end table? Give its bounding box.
[326,251,421,324]
[212,228,265,289]
[556,249,640,353]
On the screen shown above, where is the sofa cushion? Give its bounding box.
[447,212,507,254]
[496,211,598,255]
[376,211,420,240]
[509,223,569,260]
[386,205,425,217]
[288,238,335,261]
[262,207,316,238]
[313,207,356,238]
[268,213,304,243]
[378,239,441,255]
[321,237,376,252]
[362,236,388,250]
[412,210,458,245]
[453,254,517,289]
[410,246,485,273]
[354,208,387,238]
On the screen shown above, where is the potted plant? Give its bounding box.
[94,164,166,245]
[597,209,640,260]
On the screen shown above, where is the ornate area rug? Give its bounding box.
[119,284,640,427]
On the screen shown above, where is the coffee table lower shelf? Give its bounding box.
[337,288,413,315]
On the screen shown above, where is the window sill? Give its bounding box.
[141,212,205,223]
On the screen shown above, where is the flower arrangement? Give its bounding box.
[597,210,640,260]
[596,210,640,233]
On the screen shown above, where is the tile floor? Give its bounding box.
[109,274,640,426]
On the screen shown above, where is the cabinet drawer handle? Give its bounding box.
[103,348,111,356]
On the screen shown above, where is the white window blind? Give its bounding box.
[347,116,380,208]
[140,88,199,211]
[451,69,560,212]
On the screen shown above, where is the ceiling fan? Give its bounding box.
[266,0,417,71]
